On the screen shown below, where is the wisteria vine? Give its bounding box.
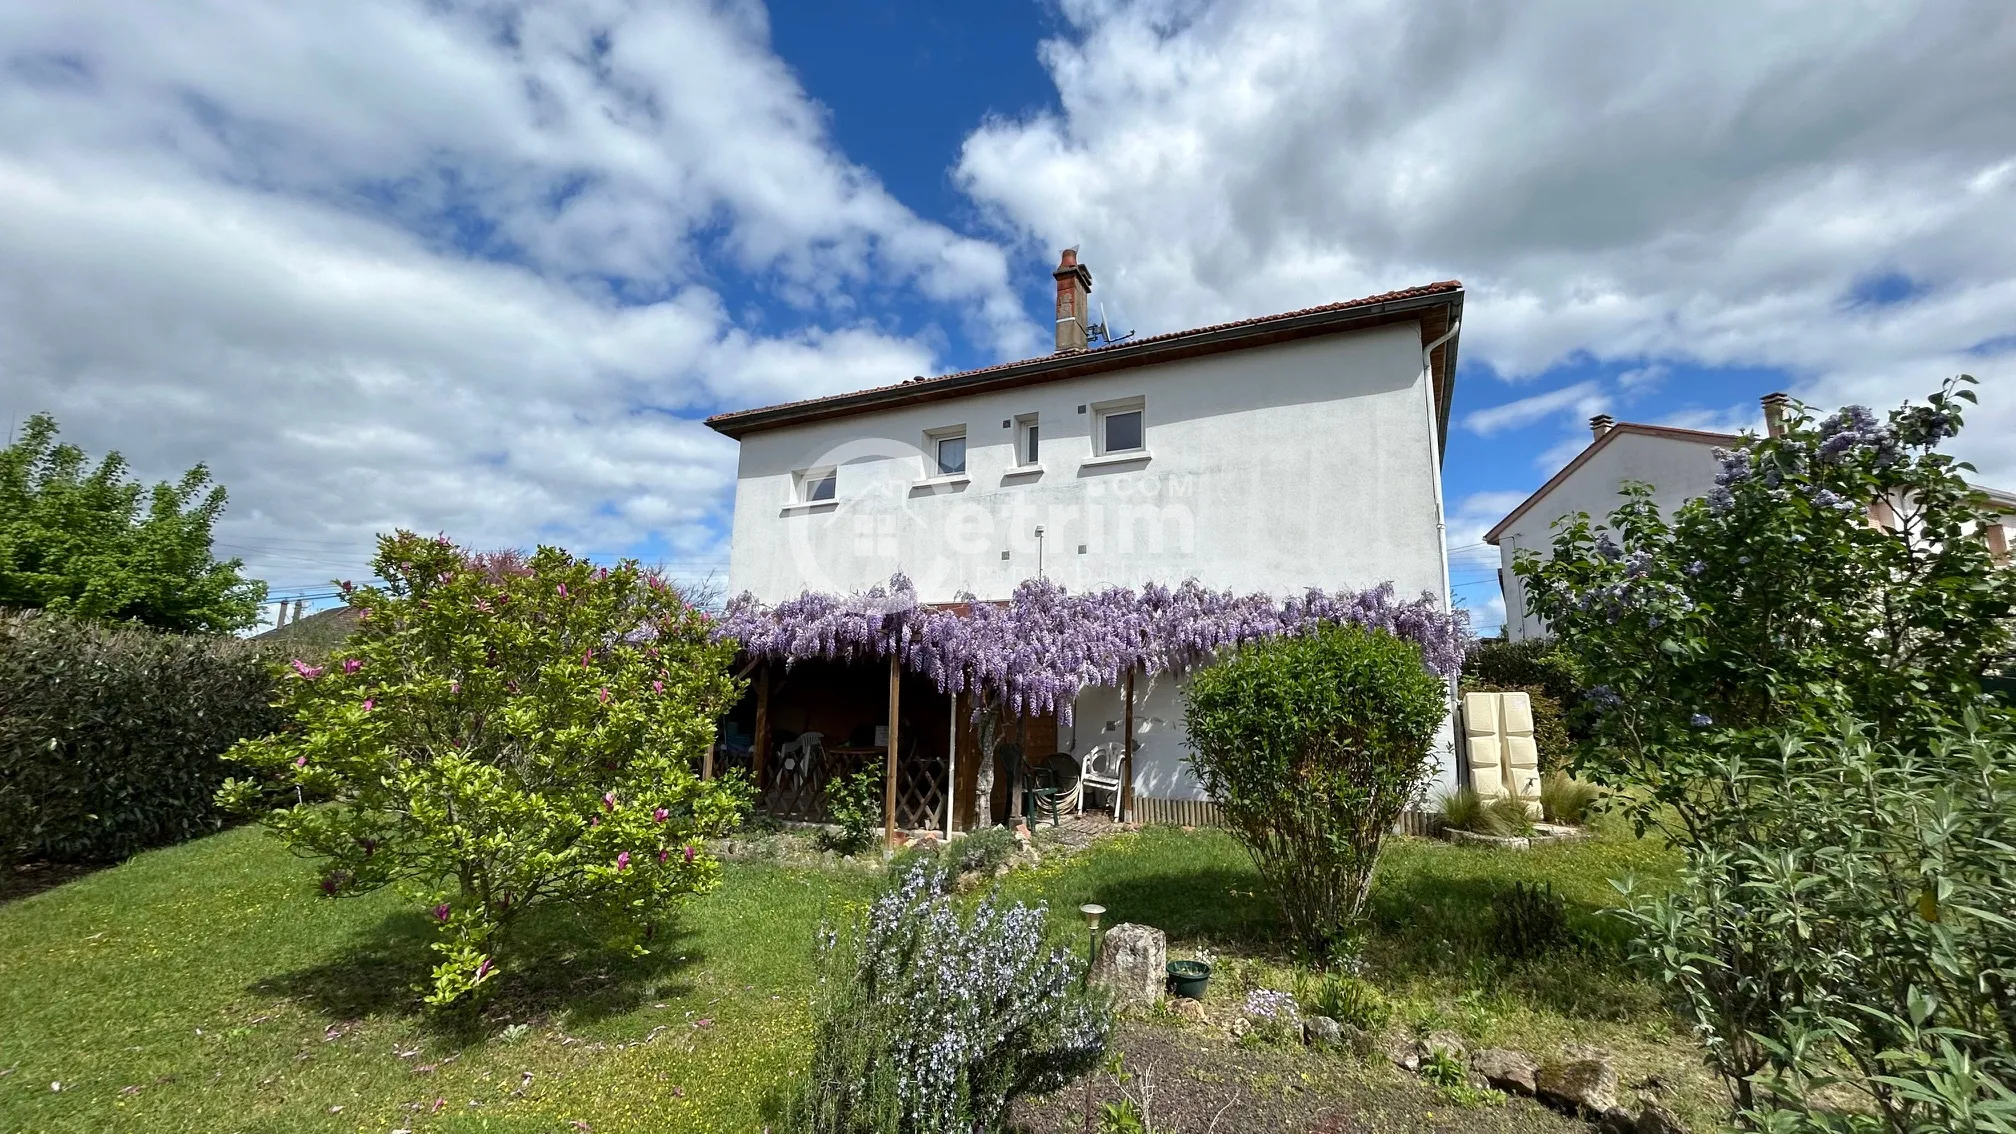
[717,574,1467,723]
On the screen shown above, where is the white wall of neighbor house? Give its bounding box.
[1495,431,1728,641]
[726,322,1447,607]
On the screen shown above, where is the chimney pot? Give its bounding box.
[1052,248,1093,354]
[1761,392,1791,438]
[1589,414,1616,440]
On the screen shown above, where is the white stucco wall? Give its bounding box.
[1493,430,1728,641]
[724,321,1460,795]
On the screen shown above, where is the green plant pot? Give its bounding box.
[1166,960,1211,1000]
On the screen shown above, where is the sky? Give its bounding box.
[2,0,2012,636]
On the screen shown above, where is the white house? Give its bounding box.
[1487,394,2016,641]
[705,251,1466,823]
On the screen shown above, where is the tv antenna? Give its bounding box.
[1086,301,1133,349]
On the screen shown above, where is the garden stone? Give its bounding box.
[1635,1102,1689,1134]
[1421,1030,1467,1061]
[1536,1054,1620,1116]
[1091,923,1166,1007]
[1226,1016,1250,1040]
[1471,1047,1539,1095]
[1303,1015,1344,1049]
[1383,1034,1420,1072]
[1444,829,1531,851]
[1596,1107,1637,1134]
[1168,997,1207,1024]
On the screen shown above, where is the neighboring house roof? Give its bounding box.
[254,606,362,653]
[705,281,1465,453]
[1484,422,1741,545]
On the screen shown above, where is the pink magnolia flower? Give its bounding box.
[658,849,669,864]
[450,681,460,694]
[683,844,696,864]
[581,649,594,667]
[338,580,354,595]
[340,658,361,674]
[361,699,375,711]
[651,680,664,694]
[598,687,610,704]
[437,572,452,584]
[652,808,668,823]
[602,791,617,811]
[433,903,451,923]
[596,567,609,581]
[589,814,600,827]
[474,956,493,982]
[615,851,631,871]
[556,583,569,597]
[294,755,308,768]
[290,659,323,680]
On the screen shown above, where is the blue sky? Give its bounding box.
[1,1,2010,636]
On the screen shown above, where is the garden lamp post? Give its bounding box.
[1079,903,1105,980]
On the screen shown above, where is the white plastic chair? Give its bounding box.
[1077,742,1125,820]
[776,732,825,792]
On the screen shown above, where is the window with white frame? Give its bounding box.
[1094,399,1145,456]
[1015,414,1040,466]
[930,428,967,476]
[796,467,836,503]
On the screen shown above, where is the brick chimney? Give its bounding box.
[1761,392,1790,438]
[1052,248,1093,354]
[1589,414,1615,440]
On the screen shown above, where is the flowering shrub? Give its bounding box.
[1518,377,2016,841]
[1183,623,1448,958]
[720,575,1465,725]
[1519,379,2016,1130]
[792,862,1110,1133]
[1240,988,1301,1043]
[0,610,283,866]
[821,767,883,854]
[216,532,747,1005]
[1618,714,2016,1130]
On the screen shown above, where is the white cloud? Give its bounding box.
[958,0,2016,486]
[1462,380,1606,436]
[0,0,1035,593]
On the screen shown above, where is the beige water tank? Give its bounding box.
[1462,691,1541,812]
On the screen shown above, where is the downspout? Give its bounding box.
[1420,318,1463,788]
[1420,318,1460,618]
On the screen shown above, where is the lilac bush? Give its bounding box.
[718,575,1466,725]
[793,862,1110,1134]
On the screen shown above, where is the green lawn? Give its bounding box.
[2,820,1704,1133]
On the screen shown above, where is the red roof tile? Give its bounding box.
[706,280,1463,438]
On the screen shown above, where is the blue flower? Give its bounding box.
[1690,713,1713,727]
[1684,560,1706,577]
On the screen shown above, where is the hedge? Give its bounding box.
[0,610,284,865]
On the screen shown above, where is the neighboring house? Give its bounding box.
[1487,394,2016,641]
[705,251,1466,823]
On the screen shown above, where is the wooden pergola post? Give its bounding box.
[702,738,715,781]
[752,664,771,790]
[885,653,901,846]
[1121,668,1136,821]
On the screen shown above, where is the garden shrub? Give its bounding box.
[1301,974,1391,1033]
[1463,638,1584,728]
[1522,379,2016,1131]
[945,825,1020,876]
[792,862,1110,1134]
[217,532,748,1006]
[822,767,882,854]
[1537,770,1600,826]
[1619,714,2016,1130]
[1184,623,1448,958]
[0,610,282,865]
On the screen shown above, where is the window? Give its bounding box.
[935,432,967,476]
[1097,402,1144,455]
[798,468,836,503]
[1015,414,1040,466]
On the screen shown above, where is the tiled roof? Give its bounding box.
[1483,422,1742,545]
[705,280,1463,437]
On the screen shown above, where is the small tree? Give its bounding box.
[1518,377,2016,843]
[218,531,747,1005]
[793,862,1110,1134]
[0,413,265,633]
[1183,623,1448,958]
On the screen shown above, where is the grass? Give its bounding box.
[2,815,1704,1132]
